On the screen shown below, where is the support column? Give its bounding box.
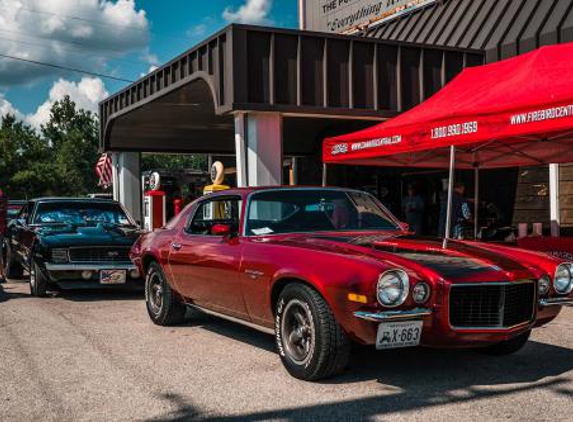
[235,112,283,187]
[549,163,560,237]
[234,113,247,187]
[112,152,141,222]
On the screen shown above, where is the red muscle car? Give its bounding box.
[130,187,573,381]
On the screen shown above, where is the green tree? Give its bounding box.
[41,96,100,196]
[0,114,52,198]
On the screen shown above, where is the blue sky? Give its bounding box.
[0,0,298,127]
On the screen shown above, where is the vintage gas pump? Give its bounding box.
[143,172,166,231]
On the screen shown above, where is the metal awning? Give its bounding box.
[99,24,482,154]
[366,0,573,63]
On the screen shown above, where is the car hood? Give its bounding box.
[37,223,140,247]
[259,232,534,283]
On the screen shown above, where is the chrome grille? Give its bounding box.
[449,282,535,329]
[68,247,131,263]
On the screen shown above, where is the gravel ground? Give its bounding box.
[1,279,572,422]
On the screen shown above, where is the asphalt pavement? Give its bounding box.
[1,279,572,421]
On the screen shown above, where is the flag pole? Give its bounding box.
[443,145,456,249]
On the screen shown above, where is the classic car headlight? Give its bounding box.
[377,270,409,308]
[538,275,551,295]
[50,248,69,263]
[412,282,431,304]
[554,263,573,294]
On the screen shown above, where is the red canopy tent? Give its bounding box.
[323,42,573,245]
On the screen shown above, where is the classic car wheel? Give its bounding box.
[478,330,531,356]
[3,242,23,279]
[275,283,350,381]
[29,261,48,297]
[145,262,186,326]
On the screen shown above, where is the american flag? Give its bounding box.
[95,153,113,188]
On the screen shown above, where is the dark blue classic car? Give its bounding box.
[2,198,142,296]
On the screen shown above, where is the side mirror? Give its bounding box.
[211,223,231,236]
[398,221,410,232]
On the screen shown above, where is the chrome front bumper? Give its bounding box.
[354,308,432,322]
[45,263,137,271]
[539,297,573,307]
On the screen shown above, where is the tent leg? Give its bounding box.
[443,146,456,249]
[322,164,328,187]
[474,167,479,240]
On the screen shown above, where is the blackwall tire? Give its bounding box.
[275,283,350,381]
[145,262,186,326]
[4,242,23,279]
[30,261,48,298]
[478,330,531,356]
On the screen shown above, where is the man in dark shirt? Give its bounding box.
[439,182,472,238]
[0,188,7,283]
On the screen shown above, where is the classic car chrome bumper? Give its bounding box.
[354,308,432,322]
[45,263,137,271]
[539,297,573,307]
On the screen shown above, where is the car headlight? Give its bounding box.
[412,282,431,304]
[50,248,69,263]
[554,263,573,294]
[377,270,409,308]
[538,275,551,295]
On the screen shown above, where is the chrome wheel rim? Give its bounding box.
[281,299,315,365]
[30,265,36,290]
[146,271,163,315]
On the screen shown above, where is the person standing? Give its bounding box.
[0,188,8,283]
[402,184,425,235]
[439,182,472,238]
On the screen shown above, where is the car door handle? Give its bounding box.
[171,243,182,251]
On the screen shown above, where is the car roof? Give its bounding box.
[206,186,360,197]
[31,197,119,204]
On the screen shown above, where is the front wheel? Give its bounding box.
[30,261,48,297]
[275,283,350,381]
[478,330,531,356]
[145,262,187,326]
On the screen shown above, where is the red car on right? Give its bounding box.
[130,187,573,381]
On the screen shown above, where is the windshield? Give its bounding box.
[33,202,132,226]
[245,189,399,236]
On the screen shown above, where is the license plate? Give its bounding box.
[100,270,126,285]
[376,320,423,350]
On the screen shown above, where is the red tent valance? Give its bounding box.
[323,42,573,169]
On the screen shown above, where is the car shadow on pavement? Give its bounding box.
[50,288,144,302]
[0,282,29,302]
[183,308,277,354]
[149,340,573,422]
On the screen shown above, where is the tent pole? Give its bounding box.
[474,167,479,240]
[322,163,328,187]
[443,146,456,249]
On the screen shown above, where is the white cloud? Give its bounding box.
[139,65,158,78]
[26,77,109,129]
[223,0,273,25]
[0,92,23,120]
[0,0,150,86]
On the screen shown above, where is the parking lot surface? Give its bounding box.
[1,280,572,421]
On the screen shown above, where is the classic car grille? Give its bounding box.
[68,247,131,263]
[449,282,535,329]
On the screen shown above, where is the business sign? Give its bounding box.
[300,0,436,34]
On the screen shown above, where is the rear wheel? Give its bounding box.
[145,262,186,326]
[275,283,350,381]
[478,330,531,356]
[30,261,48,297]
[3,242,23,279]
